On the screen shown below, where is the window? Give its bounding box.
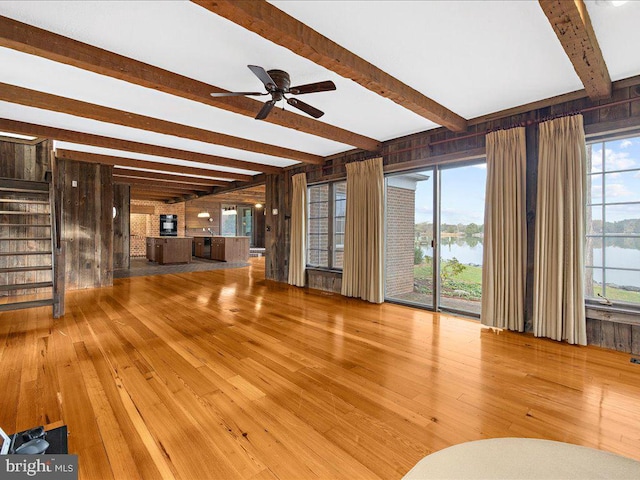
[221,204,237,236]
[307,181,346,269]
[585,135,640,307]
[333,182,346,268]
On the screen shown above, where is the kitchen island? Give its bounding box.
[192,236,249,263]
[146,237,193,264]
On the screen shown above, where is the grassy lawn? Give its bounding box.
[414,259,482,283]
[414,258,482,300]
[415,258,640,304]
[591,284,640,304]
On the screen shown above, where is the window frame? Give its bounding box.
[584,132,640,312]
[307,180,346,270]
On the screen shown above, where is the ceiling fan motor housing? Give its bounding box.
[267,69,291,94]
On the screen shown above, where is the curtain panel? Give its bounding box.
[341,157,384,303]
[533,115,587,345]
[481,127,526,332]
[288,173,307,287]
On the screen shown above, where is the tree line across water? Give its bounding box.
[415,221,484,238]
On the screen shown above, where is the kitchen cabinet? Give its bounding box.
[146,237,192,264]
[193,236,249,262]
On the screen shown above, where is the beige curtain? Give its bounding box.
[533,115,587,345]
[288,173,307,287]
[481,127,526,331]
[341,157,384,303]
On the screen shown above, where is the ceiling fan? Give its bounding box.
[210,65,336,120]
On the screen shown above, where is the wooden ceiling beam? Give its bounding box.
[131,190,186,197]
[0,15,380,151]
[130,184,202,195]
[194,0,467,132]
[113,176,215,192]
[55,149,239,181]
[539,0,611,100]
[112,168,226,186]
[130,188,183,197]
[0,82,323,165]
[209,193,265,205]
[0,119,259,180]
[130,191,182,202]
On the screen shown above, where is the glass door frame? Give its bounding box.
[239,206,253,246]
[383,157,486,318]
[432,165,441,310]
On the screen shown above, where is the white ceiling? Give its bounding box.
[1,0,639,187]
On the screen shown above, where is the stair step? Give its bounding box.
[0,211,50,215]
[0,282,53,292]
[0,187,48,195]
[0,266,52,273]
[0,237,51,241]
[0,199,49,205]
[0,299,54,312]
[2,224,51,227]
[0,251,52,256]
[0,178,48,191]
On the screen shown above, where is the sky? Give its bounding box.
[410,135,640,227]
[589,137,640,224]
[413,163,487,225]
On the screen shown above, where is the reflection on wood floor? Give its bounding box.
[113,257,249,279]
[1,257,639,479]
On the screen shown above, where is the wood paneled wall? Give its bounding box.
[307,270,342,294]
[113,183,130,270]
[265,172,290,282]
[586,310,640,354]
[184,197,221,237]
[0,139,51,181]
[56,158,113,290]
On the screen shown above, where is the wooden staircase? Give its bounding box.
[0,177,64,316]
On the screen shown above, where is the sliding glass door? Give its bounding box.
[384,161,486,316]
[385,169,434,308]
[438,164,486,315]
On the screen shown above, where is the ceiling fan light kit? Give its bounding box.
[211,65,336,120]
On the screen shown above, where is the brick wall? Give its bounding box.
[308,184,329,267]
[130,213,147,257]
[385,186,415,296]
[130,200,185,257]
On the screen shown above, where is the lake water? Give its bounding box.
[420,238,640,288]
[420,237,484,266]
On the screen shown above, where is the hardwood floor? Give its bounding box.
[1,257,639,479]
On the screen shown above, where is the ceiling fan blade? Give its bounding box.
[286,97,324,118]
[289,80,336,95]
[248,65,277,91]
[255,99,276,120]
[210,91,268,97]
